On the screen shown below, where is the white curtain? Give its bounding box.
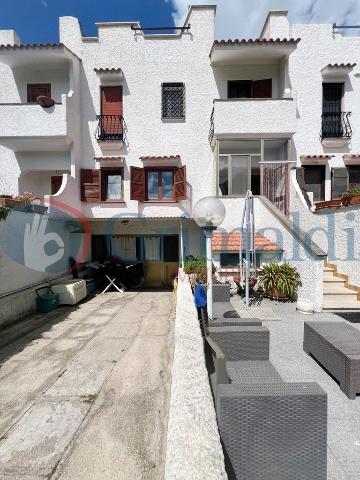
[112,236,137,260]
[144,236,161,261]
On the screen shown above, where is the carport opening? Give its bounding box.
[91,234,179,288]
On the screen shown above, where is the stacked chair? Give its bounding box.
[206,283,328,480]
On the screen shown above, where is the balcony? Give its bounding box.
[320,112,352,147]
[209,98,297,145]
[95,115,124,142]
[0,94,71,151]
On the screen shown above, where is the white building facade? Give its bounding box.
[1,6,360,311]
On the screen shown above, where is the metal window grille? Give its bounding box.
[162,83,185,119]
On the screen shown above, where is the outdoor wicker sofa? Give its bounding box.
[206,327,328,480]
[304,321,360,399]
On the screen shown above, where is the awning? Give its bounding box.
[210,38,300,65]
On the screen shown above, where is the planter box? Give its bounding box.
[0,198,47,214]
[350,194,360,206]
[315,199,342,211]
[0,197,24,208]
[14,204,48,214]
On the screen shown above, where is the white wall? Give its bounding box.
[165,272,227,480]
[57,7,217,219]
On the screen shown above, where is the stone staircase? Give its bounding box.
[323,263,360,311]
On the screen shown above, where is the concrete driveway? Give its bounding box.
[0,291,175,479]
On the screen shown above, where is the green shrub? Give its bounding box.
[258,261,302,299]
[0,205,11,222]
[183,255,216,283]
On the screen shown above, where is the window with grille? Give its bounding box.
[162,83,185,119]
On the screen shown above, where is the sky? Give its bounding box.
[0,0,359,44]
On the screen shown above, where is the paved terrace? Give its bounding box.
[231,296,360,480]
[0,291,175,479]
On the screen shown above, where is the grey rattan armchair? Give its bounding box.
[217,382,327,480]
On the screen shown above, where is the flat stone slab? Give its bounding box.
[0,400,90,478]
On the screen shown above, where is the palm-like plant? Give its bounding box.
[258,262,302,300]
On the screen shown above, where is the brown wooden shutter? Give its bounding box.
[252,79,272,98]
[130,167,145,201]
[174,166,187,200]
[100,86,123,135]
[81,169,100,202]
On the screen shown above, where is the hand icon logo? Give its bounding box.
[24,214,65,272]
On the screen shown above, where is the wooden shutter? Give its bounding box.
[101,86,123,135]
[174,166,187,200]
[81,169,100,202]
[252,79,272,98]
[101,86,122,115]
[130,167,145,201]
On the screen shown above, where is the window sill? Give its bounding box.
[142,200,179,204]
[99,200,126,204]
[161,117,185,123]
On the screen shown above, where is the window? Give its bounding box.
[162,83,185,119]
[348,166,360,186]
[130,166,186,202]
[163,236,179,262]
[146,169,174,200]
[304,165,325,202]
[220,252,261,268]
[228,79,272,99]
[217,139,290,197]
[322,83,344,138]
[51,175,63,195]
[101,169,123,201]
[27,83,51,103]
[332,168,348,199]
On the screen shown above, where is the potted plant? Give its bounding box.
[349,183,360,205]
[341,191,353,206]
[258,262,302,301]
[184,255,216,284]
[0,205,11,222]
[12,192,48,214]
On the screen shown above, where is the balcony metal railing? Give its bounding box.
[320,111,352,139]
[95,115,123,141]
[208,107,214,144]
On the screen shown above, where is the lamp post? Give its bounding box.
[193,196,226,320]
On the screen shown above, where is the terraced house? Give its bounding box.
[1,5,360,319]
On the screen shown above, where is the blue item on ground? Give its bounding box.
[194,283,207,308]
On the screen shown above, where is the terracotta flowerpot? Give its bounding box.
[36,96,55,108]
[266,287,288,300]
[342,196,352,207]
[315,199,342,211]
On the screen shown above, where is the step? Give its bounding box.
[323,274,345,284]
[323,284,358,296]
[323,267,335,273]
[323,297,360,310]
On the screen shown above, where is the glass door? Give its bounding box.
[231,155,250,196]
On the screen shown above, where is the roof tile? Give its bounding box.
[212,232,281,252]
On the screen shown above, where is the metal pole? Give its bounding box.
[180,218,184,269]
[240,201,246,285]
[204,228,214,320]
[251,195,256,276]
[245,192,251,308]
